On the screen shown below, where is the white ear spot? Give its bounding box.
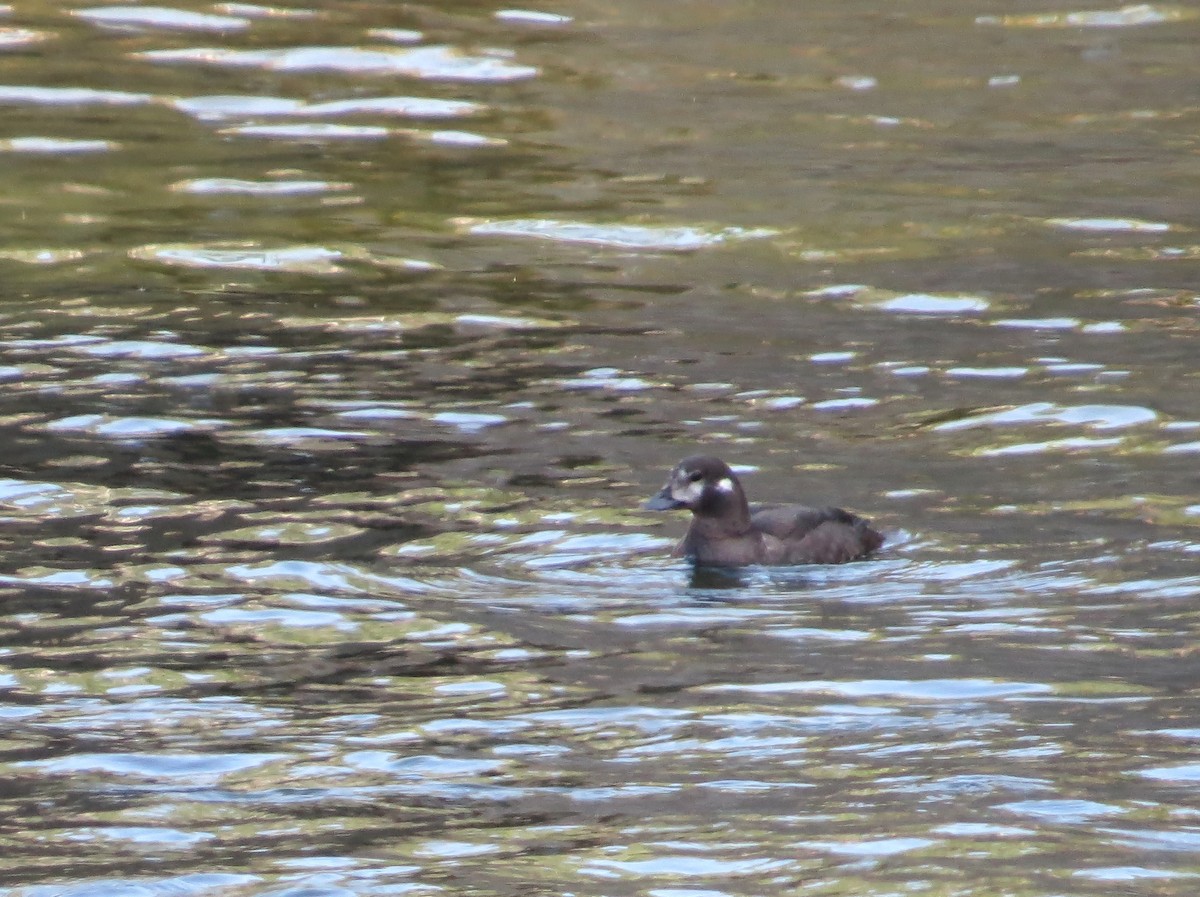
[715,477,735,494]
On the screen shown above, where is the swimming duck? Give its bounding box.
[645,455,883,567]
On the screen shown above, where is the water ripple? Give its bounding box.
[0,85,153,105]
[74,6,250,31]
[937,402,1158,431]
[138,45,540,81]
[129,244,346,272]
[0,137,116,153]
[977,4,1199,28]
[462,219,777,250]
[24,751,290,780]
[707,678,1052,700]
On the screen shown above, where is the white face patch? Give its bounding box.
[714,477,735,494]
[674,479,704,503]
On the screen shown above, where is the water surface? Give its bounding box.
[1,1,1200,895]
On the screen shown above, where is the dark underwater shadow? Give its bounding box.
[686,565,753,591]
[680,528,920,596]
[682,555,897,598]
[684,564,824,593]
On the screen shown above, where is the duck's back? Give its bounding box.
[750,504,883,564]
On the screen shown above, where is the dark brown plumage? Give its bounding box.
[645,455,883,567]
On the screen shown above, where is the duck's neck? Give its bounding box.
[695,486,753,534]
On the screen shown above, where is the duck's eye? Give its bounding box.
[687,471,703,483]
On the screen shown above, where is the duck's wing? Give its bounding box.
[748,504,856,539]
[750,504,884,563]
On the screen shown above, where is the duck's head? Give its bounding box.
[644,455,746,516]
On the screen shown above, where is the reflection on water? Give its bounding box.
[0,0,1199,896]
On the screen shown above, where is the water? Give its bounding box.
[1,1,1200,895]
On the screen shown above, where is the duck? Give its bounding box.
[644,455,883,567]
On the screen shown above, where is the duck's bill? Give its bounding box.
[644,488,684,511]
